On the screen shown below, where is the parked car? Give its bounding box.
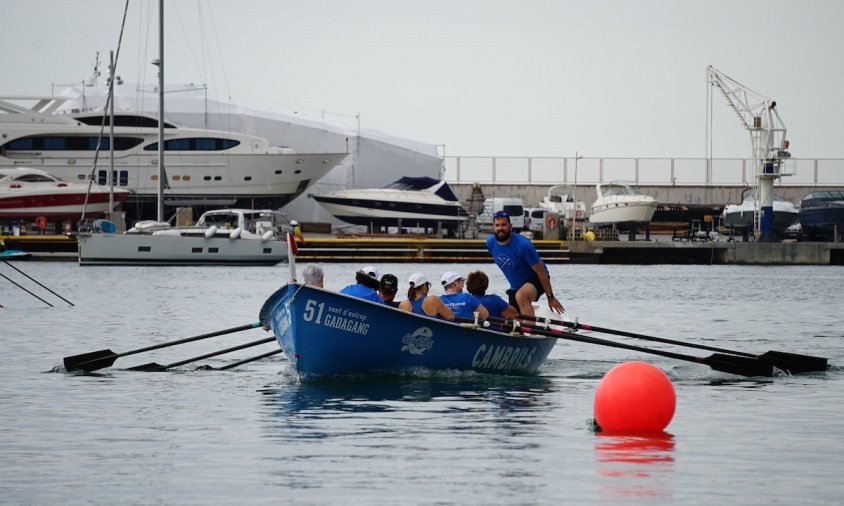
[523,207,546,239]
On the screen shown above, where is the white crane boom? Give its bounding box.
[706,65,791,241]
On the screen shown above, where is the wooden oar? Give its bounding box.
[127,336,277,372]
[477,316,773,377]
[63,322,262,373]
[518,313,828,374]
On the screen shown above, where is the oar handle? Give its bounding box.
[120,322,261,358]
[522,313,759,358]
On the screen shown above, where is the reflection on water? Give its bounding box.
[261,372,556,415]
[595,432,676,500]
[259,373,558,440]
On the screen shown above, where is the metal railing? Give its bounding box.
[443,156,844,187]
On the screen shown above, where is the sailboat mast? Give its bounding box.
[156,0,165,222]
[108,50,115,221]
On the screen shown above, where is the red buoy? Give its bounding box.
[594,361,676,433]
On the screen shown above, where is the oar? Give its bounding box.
[0,271,54,307]
[3,260,74,306]
[479,316,773,377]
[518,313,828,374]
[63,322,262,372]
[127,336,277,372]
[214,348,284,371]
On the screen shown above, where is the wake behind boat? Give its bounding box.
[309,176,470,235]
[258,283,557,381]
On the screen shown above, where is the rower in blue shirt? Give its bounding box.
[438,271,489,321]
[339,265,384,304]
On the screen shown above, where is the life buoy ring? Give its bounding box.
[545,214,558,230]
[35,216,48,230]
[576,210,583,219]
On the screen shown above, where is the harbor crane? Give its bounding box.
[706,65,791,242]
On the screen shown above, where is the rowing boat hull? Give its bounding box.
[259,284,556,380]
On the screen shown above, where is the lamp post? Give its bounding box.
[571,152,582,239]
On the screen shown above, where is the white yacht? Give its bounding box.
[310,176,469,234]
[0,96,347,224]
[589,182,658,230]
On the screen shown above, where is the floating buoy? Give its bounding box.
[594,361,675,433]
[584,230,596,241]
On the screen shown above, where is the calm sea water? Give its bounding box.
[1,261,843,505]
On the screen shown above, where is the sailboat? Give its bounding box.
[77,0,287,266]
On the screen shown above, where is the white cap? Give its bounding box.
[441,271,464,286]
[359,265,379,279]
[408,273,429,287]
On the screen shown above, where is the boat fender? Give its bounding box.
[261,230,274,242]
[545,214,558,230]
[205,225,218,239]
[229,227,241,240]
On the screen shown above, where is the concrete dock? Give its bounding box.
[3,234,843,265]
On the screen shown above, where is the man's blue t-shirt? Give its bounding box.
[477,294,510,318]
[486,233,544,291]
[339,284,384,304]
[439,292,482,319]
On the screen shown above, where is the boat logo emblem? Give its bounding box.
[401,327,434,355]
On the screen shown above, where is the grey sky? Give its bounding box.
[5,0,843,158]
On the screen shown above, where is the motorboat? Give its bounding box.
[259,283,556,381]
[0,96,346,223]
[309,176,470,234]
[721,188,798,237]
[0,166,129,219]
[588,182,657,230]
[77,208,288,266]
[797,190,844,239]
[538,185,587,222]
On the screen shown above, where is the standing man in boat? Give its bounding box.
[486,211,565,317]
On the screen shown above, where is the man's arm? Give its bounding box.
[531,261,565,315]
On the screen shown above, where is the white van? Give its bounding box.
[523,207,547,238]
[477,198,525,232]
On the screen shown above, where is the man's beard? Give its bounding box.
[495,228,511,242]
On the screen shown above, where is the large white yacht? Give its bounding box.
[0,96,347,224]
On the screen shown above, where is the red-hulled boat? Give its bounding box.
[0,167,129,219]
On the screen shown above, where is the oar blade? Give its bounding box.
[705,353,774,377]
[63,349,118,373]
[126,362,167,372]
[761,351,828,374]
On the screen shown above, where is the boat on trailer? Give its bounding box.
[259,283,557,381]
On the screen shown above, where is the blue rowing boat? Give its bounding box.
[259,283,557,380]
